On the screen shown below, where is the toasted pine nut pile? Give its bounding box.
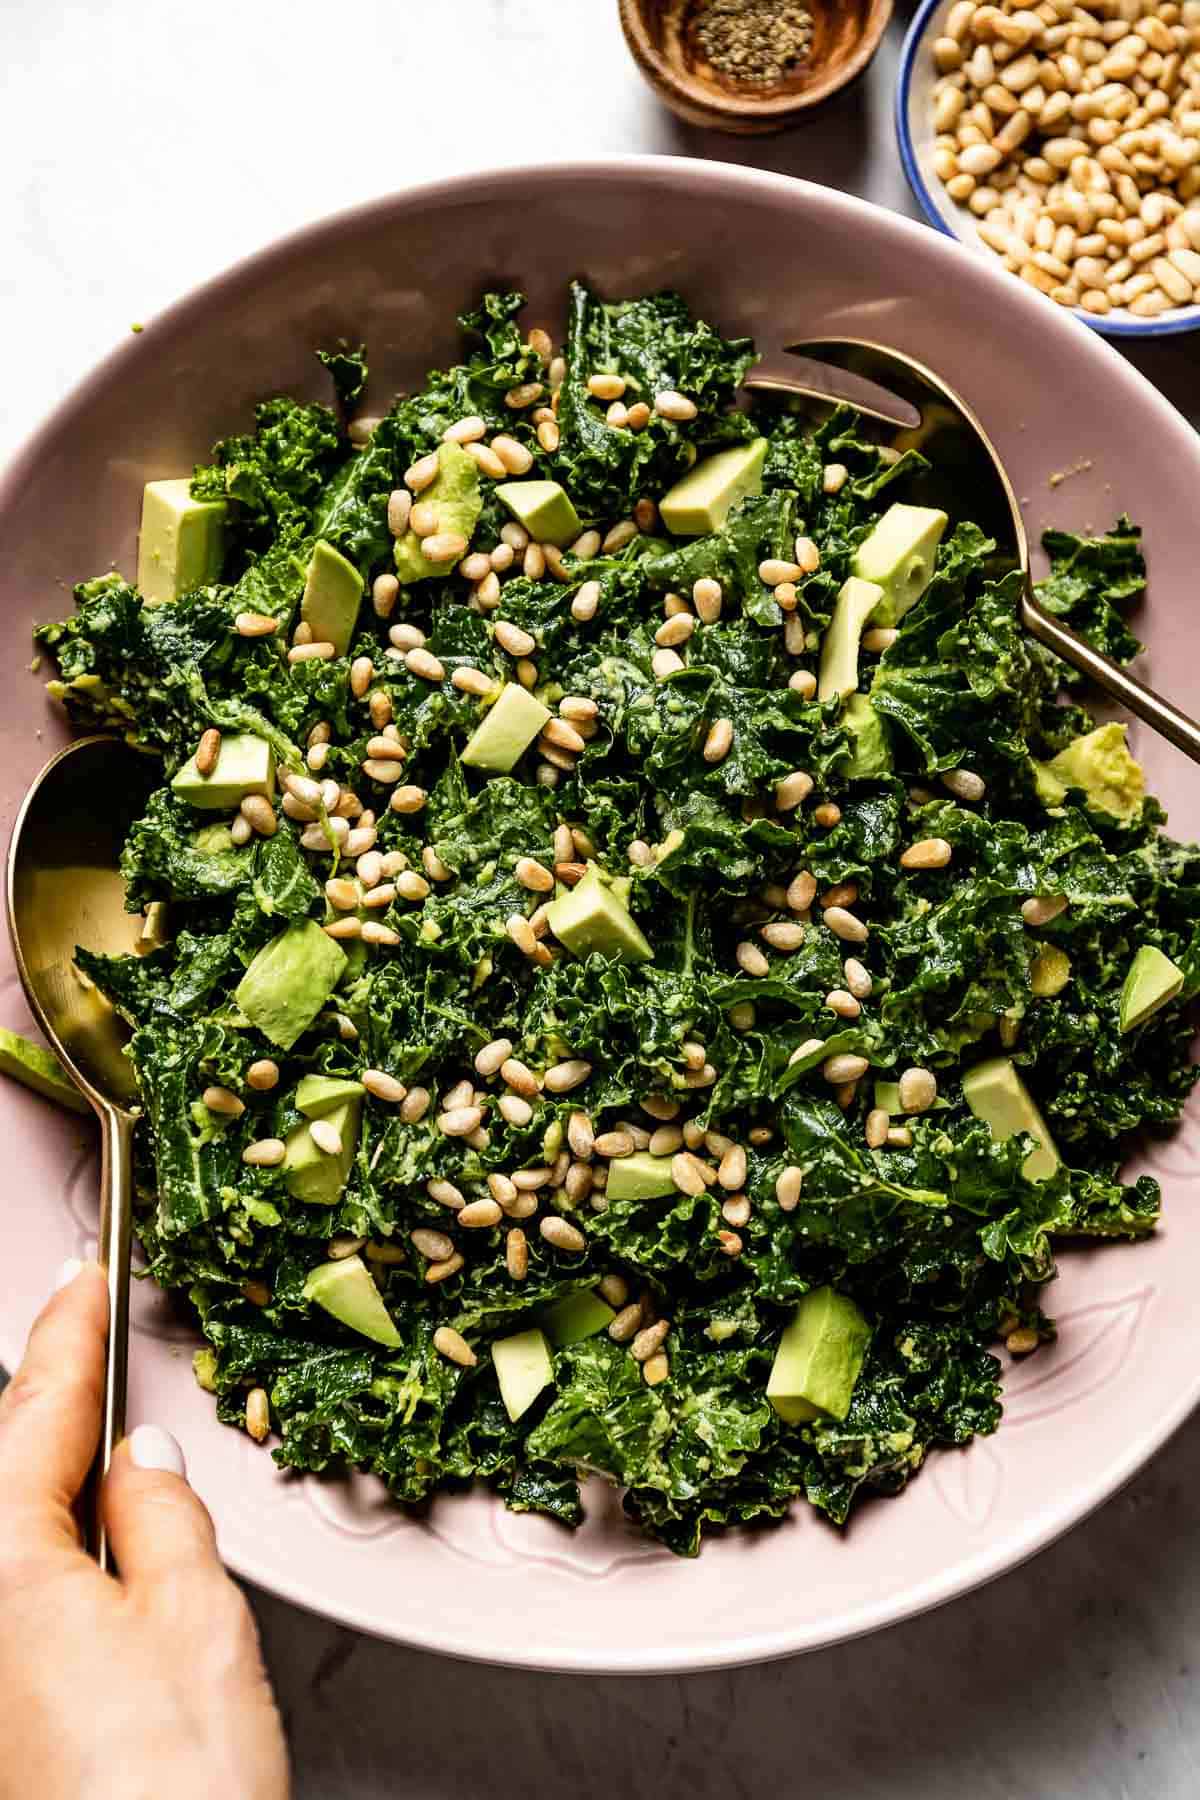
[929,0,1200,317]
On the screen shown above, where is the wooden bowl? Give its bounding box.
[618,0,895,134]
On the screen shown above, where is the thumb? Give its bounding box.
[103,1425,226,1594]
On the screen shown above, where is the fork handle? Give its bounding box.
[1021,589,1200,768]
[85,1105,135,1570]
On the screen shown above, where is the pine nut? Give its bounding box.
[453,665,496,697]
[494,620,536,657]
[943,767,986,802]
[653,648,684,680]
[825,988,861,1019]
[235,611,278,637]
[245,1388,271,1443]
[194,727,222,777]
[654,390,698,421]
[776,1166,804,1212]
[898,1067,938,1113]
[775,769,813,811]
[505,1229,529,1279]
[362,1069,407,1103]
[540,1216,586,1253]
[1022,894,1068,925]
[594,1130,636,1159]
[240,794,277,837]
[310,1119,343,1156]
[822,1053,870,1084]
[493,1058,536,1102]
[361,921,400,946]
[455,1199,501,1230]
[323,917,361,940]
[544,1059,592,1094]
[900,837,953,870]
[844,957,873,999]
[759,558,803,586]
[761,921,805,951]
[787,870,817,912]
[692,577,723,622]
[438,1105,484,1138]
[514,856,554,893]
[497,1094,532,1130]
[656,613,696,648]
[703,717,733,762]
[717,1144,747,1191]
[431,1325,476,1368]
[424,1253,465,1285]
[824,905,868,943]
[243,1138,286,1167]
[736,940,770,977]
[400,1087,431,1124]
[471,1039,510,1080]
[668,1152,707,1196]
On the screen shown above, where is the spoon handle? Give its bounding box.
[87,1106,135,1569]
[1022,590,1200,768]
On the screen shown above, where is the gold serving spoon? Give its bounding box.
[744,339,1200,764]
[7,734,158,1568]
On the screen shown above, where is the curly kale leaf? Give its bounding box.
[1037,516,1145,673]
[315,343,368,413]
[191,396,342,556]
[553,281,756,520]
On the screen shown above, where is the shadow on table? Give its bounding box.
[254,1408,1200,1800]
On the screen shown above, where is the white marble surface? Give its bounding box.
[6,2,1200,1794]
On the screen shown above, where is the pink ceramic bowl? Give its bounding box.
[2,158,1199,1673]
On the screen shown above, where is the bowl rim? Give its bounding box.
[617,0,895,121]
[4,154,1200,1671]
[894,0,1200,341]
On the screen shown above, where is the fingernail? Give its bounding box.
[54,1257,84,1292]
[127,1424,187,1479]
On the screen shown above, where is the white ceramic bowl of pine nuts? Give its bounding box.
[896,0,1200,335]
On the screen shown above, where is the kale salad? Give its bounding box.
[34,284,1200,1556]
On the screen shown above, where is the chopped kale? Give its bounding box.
[32,284,1198,1556]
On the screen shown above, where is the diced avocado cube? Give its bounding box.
[461,683,550,773]
[872,1079,949,1116]
[136,478,226,606]
[295,1073,366,1117]
[235,920,347,1051]
[171,732,275,812]
[851,503,948,626]
[658,437,768,536]
[0,1026,88,1114]
[841,693,892,778]
[1119,945,1184,1032]
[1032,723,1145,823]
[767,1287,872,1424]
[303,1253,401,1348]
[544,865,652,964]
[301,539,362,655]
[818,576,885,703]
[494,479,581,548]
[284,1096,360,1205]
[394,443,482,583]
[1030,944,1072,998]
[540,1289,616,1347]
[605,1150,679,1202]
[962,1055,1060,1181]
[493,1327,554,1422]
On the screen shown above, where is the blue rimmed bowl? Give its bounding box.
[896,0,1200,339]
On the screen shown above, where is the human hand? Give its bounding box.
[0,1260,290,1800]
